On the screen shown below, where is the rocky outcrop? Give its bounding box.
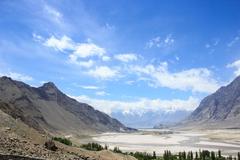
[0,107,136,160]
[183,76,240,129]
[0,155,44,160]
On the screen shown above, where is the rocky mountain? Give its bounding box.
[111,110,191,128]
[183,76,240,129]
[0,108,136,160]
[0,76,132,135]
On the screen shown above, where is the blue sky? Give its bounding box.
[1,0,240,114]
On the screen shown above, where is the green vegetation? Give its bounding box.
[52,137,72,146]
[113,146,123,153]
[164,150,238,160]
[104,144,109,150]
[122,149,240,160]
[81,142,104,151]
[128,151,157,160]
[79,142,240,160]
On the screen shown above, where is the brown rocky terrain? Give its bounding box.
[0,76,133,135]
[0,76,136,160]
[182,76,240,129]
[0,107,136,160]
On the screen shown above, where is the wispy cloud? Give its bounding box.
[227,36,240,47]
[44,4,63,24]
[175,56,180,61]
[125,80,135,85]
[0,71,33,82]
[43,35,106,59]
[70,59,95,68]
[129,62,220,93]
[32,33,44,42]
[37,35,106,67]
[227,59,240,76]
[205,39,219,48]
[44,35,75,52]
[104,23,115,31]
[205,39,220,54]
[87,66,119,80]
[71,95,199,114]
[79,85,100,90]
[146,34,174,49]
[71,42,105,58]
[35,34,221,92]
[102,56,111,61]
[95,91,108,96]
[114,53,138,62]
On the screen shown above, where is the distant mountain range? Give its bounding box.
[182,76,240,129]
[0,76,133,135]
[2,74,240,133]
[111,110,191,128]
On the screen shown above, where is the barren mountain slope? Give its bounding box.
[0,76,132,135]
[0,108,136,160]
[182,76,240,129]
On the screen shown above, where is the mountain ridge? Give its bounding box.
[182,76,240,129]
[112,109,191,128]
[0,76,133,135]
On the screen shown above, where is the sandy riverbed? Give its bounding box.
[90,129,240,156]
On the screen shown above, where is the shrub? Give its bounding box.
[53,137,72,146]
[81,143,104,151]
[131,151,156,160]
[113,146,123,153]
[45,140,58,151]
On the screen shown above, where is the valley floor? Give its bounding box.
[89,129,240,156]
[2,105,240,160]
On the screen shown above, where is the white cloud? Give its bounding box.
[40,33,108,68]
[227,59,240,76]
[71,95,199,115]
[0,71,33,82]
[175,56,180,61]
[95,91,108,96]
[146,34,174,49]
[32,33,44,42]
[79,85,99,90]
[44,35,75,52]
[42,35,106,67]
[146,36,160,48]
[69,59,94,68]
[227,36,240,47]
[205,39,219,49]
[105,23,115,31]
[114,53,138,62]
[40,81,48,84]
[125,80,135,85]
[102,56,111,61]
[72,43,105,58]
[129,62,220,93]
[164,34,175,45]
[87,66,118,80]
[44,4,62,24]
[205,39,219,54]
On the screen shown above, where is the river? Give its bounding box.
[91,129,240,156]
